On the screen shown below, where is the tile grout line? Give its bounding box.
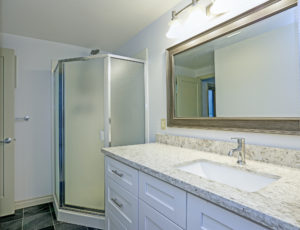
[22,208,24,230]
[49,203,56,230]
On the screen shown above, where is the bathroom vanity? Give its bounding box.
[101,0,300,228]
[102,143,300,230]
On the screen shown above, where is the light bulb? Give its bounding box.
[166,19,183,39]
[210,0,229,15]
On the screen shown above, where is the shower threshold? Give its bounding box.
[53,196,105,229]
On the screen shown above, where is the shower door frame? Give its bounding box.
[53,54,149,214]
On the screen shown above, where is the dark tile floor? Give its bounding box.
[0,203,101,230]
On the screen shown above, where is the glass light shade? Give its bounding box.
[166,19,183,39]
[184,5,207,33]
[210,0,229,15]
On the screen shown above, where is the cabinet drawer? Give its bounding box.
[105,208,128,230]
[106,177,138,230]
[139,172,186,229]
[139,200,183,230]
[105,156,138,196]
[187,194,269,230]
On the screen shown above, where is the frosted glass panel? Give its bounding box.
[110,58,145,146]
[64,59,105,211]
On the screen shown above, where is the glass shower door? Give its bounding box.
[63,58,105,212]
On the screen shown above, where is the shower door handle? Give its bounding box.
[0,138,12,144]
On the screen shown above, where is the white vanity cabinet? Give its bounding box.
[105,156,270,230]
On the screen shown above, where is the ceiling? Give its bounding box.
[0,0,182,51]
[175,50,214,70]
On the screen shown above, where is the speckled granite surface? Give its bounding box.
[102,143,300,230]
[156,134,300,169]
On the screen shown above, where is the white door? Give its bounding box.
[176,76,200,117]
[0,48,16,217]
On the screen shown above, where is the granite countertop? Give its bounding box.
[102,143,300,230]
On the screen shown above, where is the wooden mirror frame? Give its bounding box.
[166,0,300,135]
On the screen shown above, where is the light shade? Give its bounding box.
[166,19,183,39]
[184,4,207,32]
[210,0,229,15]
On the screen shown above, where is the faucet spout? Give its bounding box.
[229,138,246,165]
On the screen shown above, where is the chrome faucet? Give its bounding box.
[228,137,246,165]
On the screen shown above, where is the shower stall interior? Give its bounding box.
[53,54,147,227]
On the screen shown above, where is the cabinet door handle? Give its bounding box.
[111,198,123,208]
[112,169,123,177]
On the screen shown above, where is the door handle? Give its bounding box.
[15,115,30,121]
[0,138,12,144]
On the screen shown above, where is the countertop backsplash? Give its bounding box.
[156,133,300,169]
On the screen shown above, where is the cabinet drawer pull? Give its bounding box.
[111,198,123,208]
[112,169,123,177]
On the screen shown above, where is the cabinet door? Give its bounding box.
[139,200,183,230]
[139,172,186,229]
[187,194,269,230]
[105,177,138,230]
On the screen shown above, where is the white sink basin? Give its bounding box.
[177,160,279,192]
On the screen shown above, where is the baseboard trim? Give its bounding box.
[15,195,53,209]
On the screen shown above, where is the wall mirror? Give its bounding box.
[167,0,300,134]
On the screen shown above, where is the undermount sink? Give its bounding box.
[177,160,279,192]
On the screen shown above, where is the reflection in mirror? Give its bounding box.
[174,7,300,118]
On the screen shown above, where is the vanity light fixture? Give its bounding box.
[166,0,229,39]
[166,11,184,39]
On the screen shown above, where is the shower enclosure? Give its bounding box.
[53,54,147,226]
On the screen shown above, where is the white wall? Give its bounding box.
[0,33,90,202]
[116,0,300,149]
[215,24,300,117]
